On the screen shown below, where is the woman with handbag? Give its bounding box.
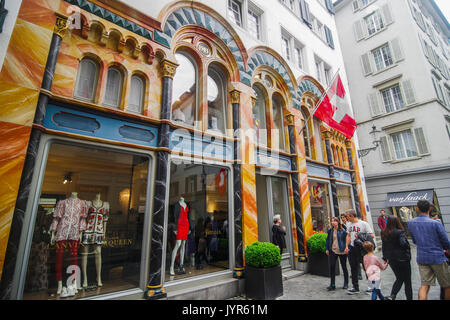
[381,215,413,300]
[326,217,349,291]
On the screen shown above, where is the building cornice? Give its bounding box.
[365,163,450,180]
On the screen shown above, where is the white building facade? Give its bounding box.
[335,0,450,236]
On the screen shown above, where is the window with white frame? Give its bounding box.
[294,46,304,70]
[228,0,243,27]
[281,35,291,61]
[228,1,265,41]
[381,84,404,113]
[311,14,325,41]
[379,126,429,162]
[315,57,331,87]
[365,11,384,36]
[353,4,393,41]
[247,7,261,40]
[361,38,404,76]
[368,80,416,117]
[372,43,393,71]
[391,129,418,159]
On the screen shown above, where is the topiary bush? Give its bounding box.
[244,241,281,268]
[307,232,327,254]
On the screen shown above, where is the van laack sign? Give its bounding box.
[386,190,433,206]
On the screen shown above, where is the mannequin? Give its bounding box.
[81,193,109,288]
[50,192,88,296]
[169,197,189,276]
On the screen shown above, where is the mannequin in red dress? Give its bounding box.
[170,197,189,275]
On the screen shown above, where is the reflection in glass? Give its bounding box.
[309,181,331,232]
[24,143,149,300]
[207,67,227,133]
[252,85,267,146]
[337,185,353,214]
[103,67,123,108]
[74,58,98,102]
[172,53,196,126]
[166,163,229,281]
[270,177,291,254]
[272,95,286,151]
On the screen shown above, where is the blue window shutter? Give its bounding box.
[325,25,335,49]
[325,0,335,15]
[300,0,312,28]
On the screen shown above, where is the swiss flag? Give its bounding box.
[314,75,357,139]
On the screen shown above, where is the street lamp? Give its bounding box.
[357,125,381,158]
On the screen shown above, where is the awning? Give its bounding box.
[386,189,434,207]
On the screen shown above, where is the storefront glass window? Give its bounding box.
[252,84,267,146]
[23,142,149,300]
[337,185,354,214]
[166,163,229,281]
[270,177,291,254]
[309,181,331,232]
[207,66,227,134]
[172,53,196,126]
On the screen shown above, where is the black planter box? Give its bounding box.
[245,265,283,300]
[308,252,340,277]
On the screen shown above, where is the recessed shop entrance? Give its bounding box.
[255,173,294,271]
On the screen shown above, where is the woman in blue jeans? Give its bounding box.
[326,217,349,290]
[381,215,412,300]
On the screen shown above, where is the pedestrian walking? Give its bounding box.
[272,214,287,253]
[377,209,387,231]
[407,200,450,300]
[325,217,349,291]
[345,209,375,294]
[363,241,388,300]
[381,215,412,300]
[340,214,348,230]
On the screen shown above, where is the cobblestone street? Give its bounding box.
[231,243,443,300]
[278,244,441,300]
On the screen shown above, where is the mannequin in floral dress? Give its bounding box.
[169,197,190,276]
[50,192,88,296]
[81,193,109,288]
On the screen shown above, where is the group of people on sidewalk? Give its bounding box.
[325,200,450,300]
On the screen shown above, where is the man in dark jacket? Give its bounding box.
[272,214,287,253]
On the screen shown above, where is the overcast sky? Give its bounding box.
[434,0,450,23]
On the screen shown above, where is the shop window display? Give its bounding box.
[23,142,149,299]
[309,181,331,232]
[166,163,229,280]
[337,185,354,214]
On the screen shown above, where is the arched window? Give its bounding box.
[74,58,99,102]
[313,117,323,161]
[272,94,286,151]
[128,74,145,113]
[207,65,227,133]
[301,108,311,158]
[103,67,123,108]
[172,52,196,126]
[252,84,267,146]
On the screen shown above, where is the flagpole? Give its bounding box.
[298,68,340,136]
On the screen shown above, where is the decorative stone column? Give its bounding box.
[286,114,306,259]
[230,89,244,278]
[0,13,69,299]
[345,140,362,218]
[323,130,340,218]
[145,59,178,300]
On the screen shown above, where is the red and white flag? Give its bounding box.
[314,75,357,139]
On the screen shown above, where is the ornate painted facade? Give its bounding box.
[0,0,368,300]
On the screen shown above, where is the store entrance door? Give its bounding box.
[255,174,294,271]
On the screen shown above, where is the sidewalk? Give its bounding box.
[231,244,443,300]
[277,244,441,300]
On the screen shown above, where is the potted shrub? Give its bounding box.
[307,232,339,277]
[244,241,283,300]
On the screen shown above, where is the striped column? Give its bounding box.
[286,114,306,259]
[323,131,340,218]
[0,13,69,299]
[145,59,178,300]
